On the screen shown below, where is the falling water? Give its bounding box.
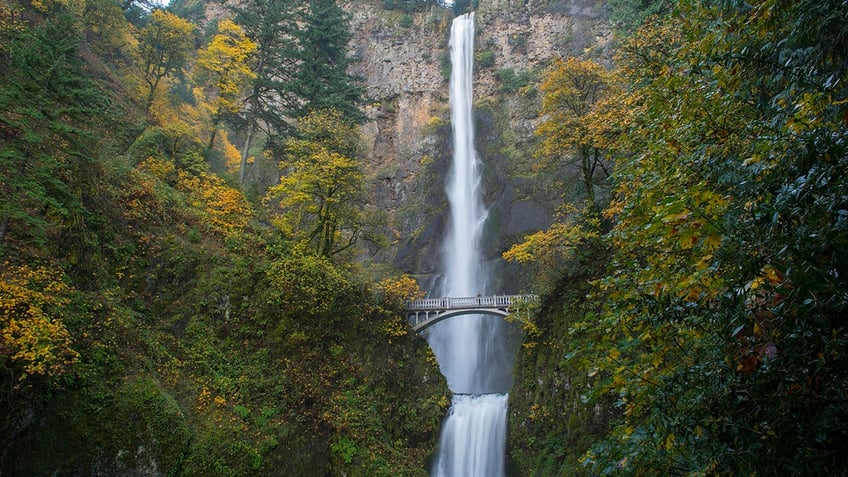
[427,13,511,477]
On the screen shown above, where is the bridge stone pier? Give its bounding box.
[405,294,538,332]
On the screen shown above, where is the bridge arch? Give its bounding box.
[408,308,511,332]
[405,294,537,332]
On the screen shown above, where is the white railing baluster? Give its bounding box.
[407,294,538,311]
[407,294,539,330]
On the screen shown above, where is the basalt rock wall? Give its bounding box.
[349,0,611,291]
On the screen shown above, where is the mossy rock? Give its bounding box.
[6,376,191,476]
[113,376,192,475]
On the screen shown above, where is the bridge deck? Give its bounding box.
[405,294,537,331]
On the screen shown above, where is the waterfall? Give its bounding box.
[432,393,508,476]
[427,13,511,477]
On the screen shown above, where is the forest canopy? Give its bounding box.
[0,0,446,475]
[507,0,848,475]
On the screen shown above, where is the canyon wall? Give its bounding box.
[346,0,611,291]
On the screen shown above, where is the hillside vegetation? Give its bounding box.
[507,0,848,475]
[0,0,446,475]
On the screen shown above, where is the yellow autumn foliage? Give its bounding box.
[30,0,84,14]
[176,171,253,235]
[376,275,425,310]
[194,19,256,115]
[139,156,176,182]
[0,263,79,381]
[220,130,244,175]
[503,204,600,283]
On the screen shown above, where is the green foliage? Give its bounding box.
[116,377,193,470]
[81,0,132,57]
[290,0,366,124]
[267,110,375,258]
[6,359,192,476]
[381,0,434,13]
[495,67,533,93]
[168,0,206,23]
[0,5,447,475]
[394,14,412,28]
[230,0,302,182]
[605,0,668,32]
[536,57,618,210]
[508,235,614,476]
[440,52,452,82]
[264,243,353,319]
[137,9,196,108]
[475,49,495,69]
[511,0,848,475]
[1,291,191,475]
[127,122,206,171]
[451,0,478,16]
[0,10,108,255]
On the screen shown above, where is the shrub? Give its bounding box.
[476,50,495,68]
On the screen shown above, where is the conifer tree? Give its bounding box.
[290,0,365,124]
[0,11,107,254]
[230,0,302,184]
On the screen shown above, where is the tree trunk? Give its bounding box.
[207,128,217,153]
[239,118,255,185]
[581,146,596,211]
[145,77,161,110]
[0,215,9,254]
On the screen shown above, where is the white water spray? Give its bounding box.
[432,393,508,476]
[428,13,510,477]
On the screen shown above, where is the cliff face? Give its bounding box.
[345,2,453,278]
[346,0,611,291]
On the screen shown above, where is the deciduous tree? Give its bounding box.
[267,110,368,258]
[574,1,848,474]
[536,57,617,210]
[193,19,256,153]
[136,9,195,109]
[0,264,78,383]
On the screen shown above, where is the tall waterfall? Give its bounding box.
[427,13,511,477]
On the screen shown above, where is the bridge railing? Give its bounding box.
[406,294,537,311]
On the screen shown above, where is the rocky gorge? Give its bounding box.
[345,0,612,289]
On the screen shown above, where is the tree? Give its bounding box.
[193,19,256,153]
[0,11,107,255]
[175,170,254,236]
[536,57,617,211]
[0,263,78,383]
[290,0,365,124]
[136,9,195,109]
[506,1,848,474]
[606,0,668,32]
[573,1,848,474]
[503,204,602,291]
[81,0,134,59]
[230,0,302,184]
[266,110,368,258]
